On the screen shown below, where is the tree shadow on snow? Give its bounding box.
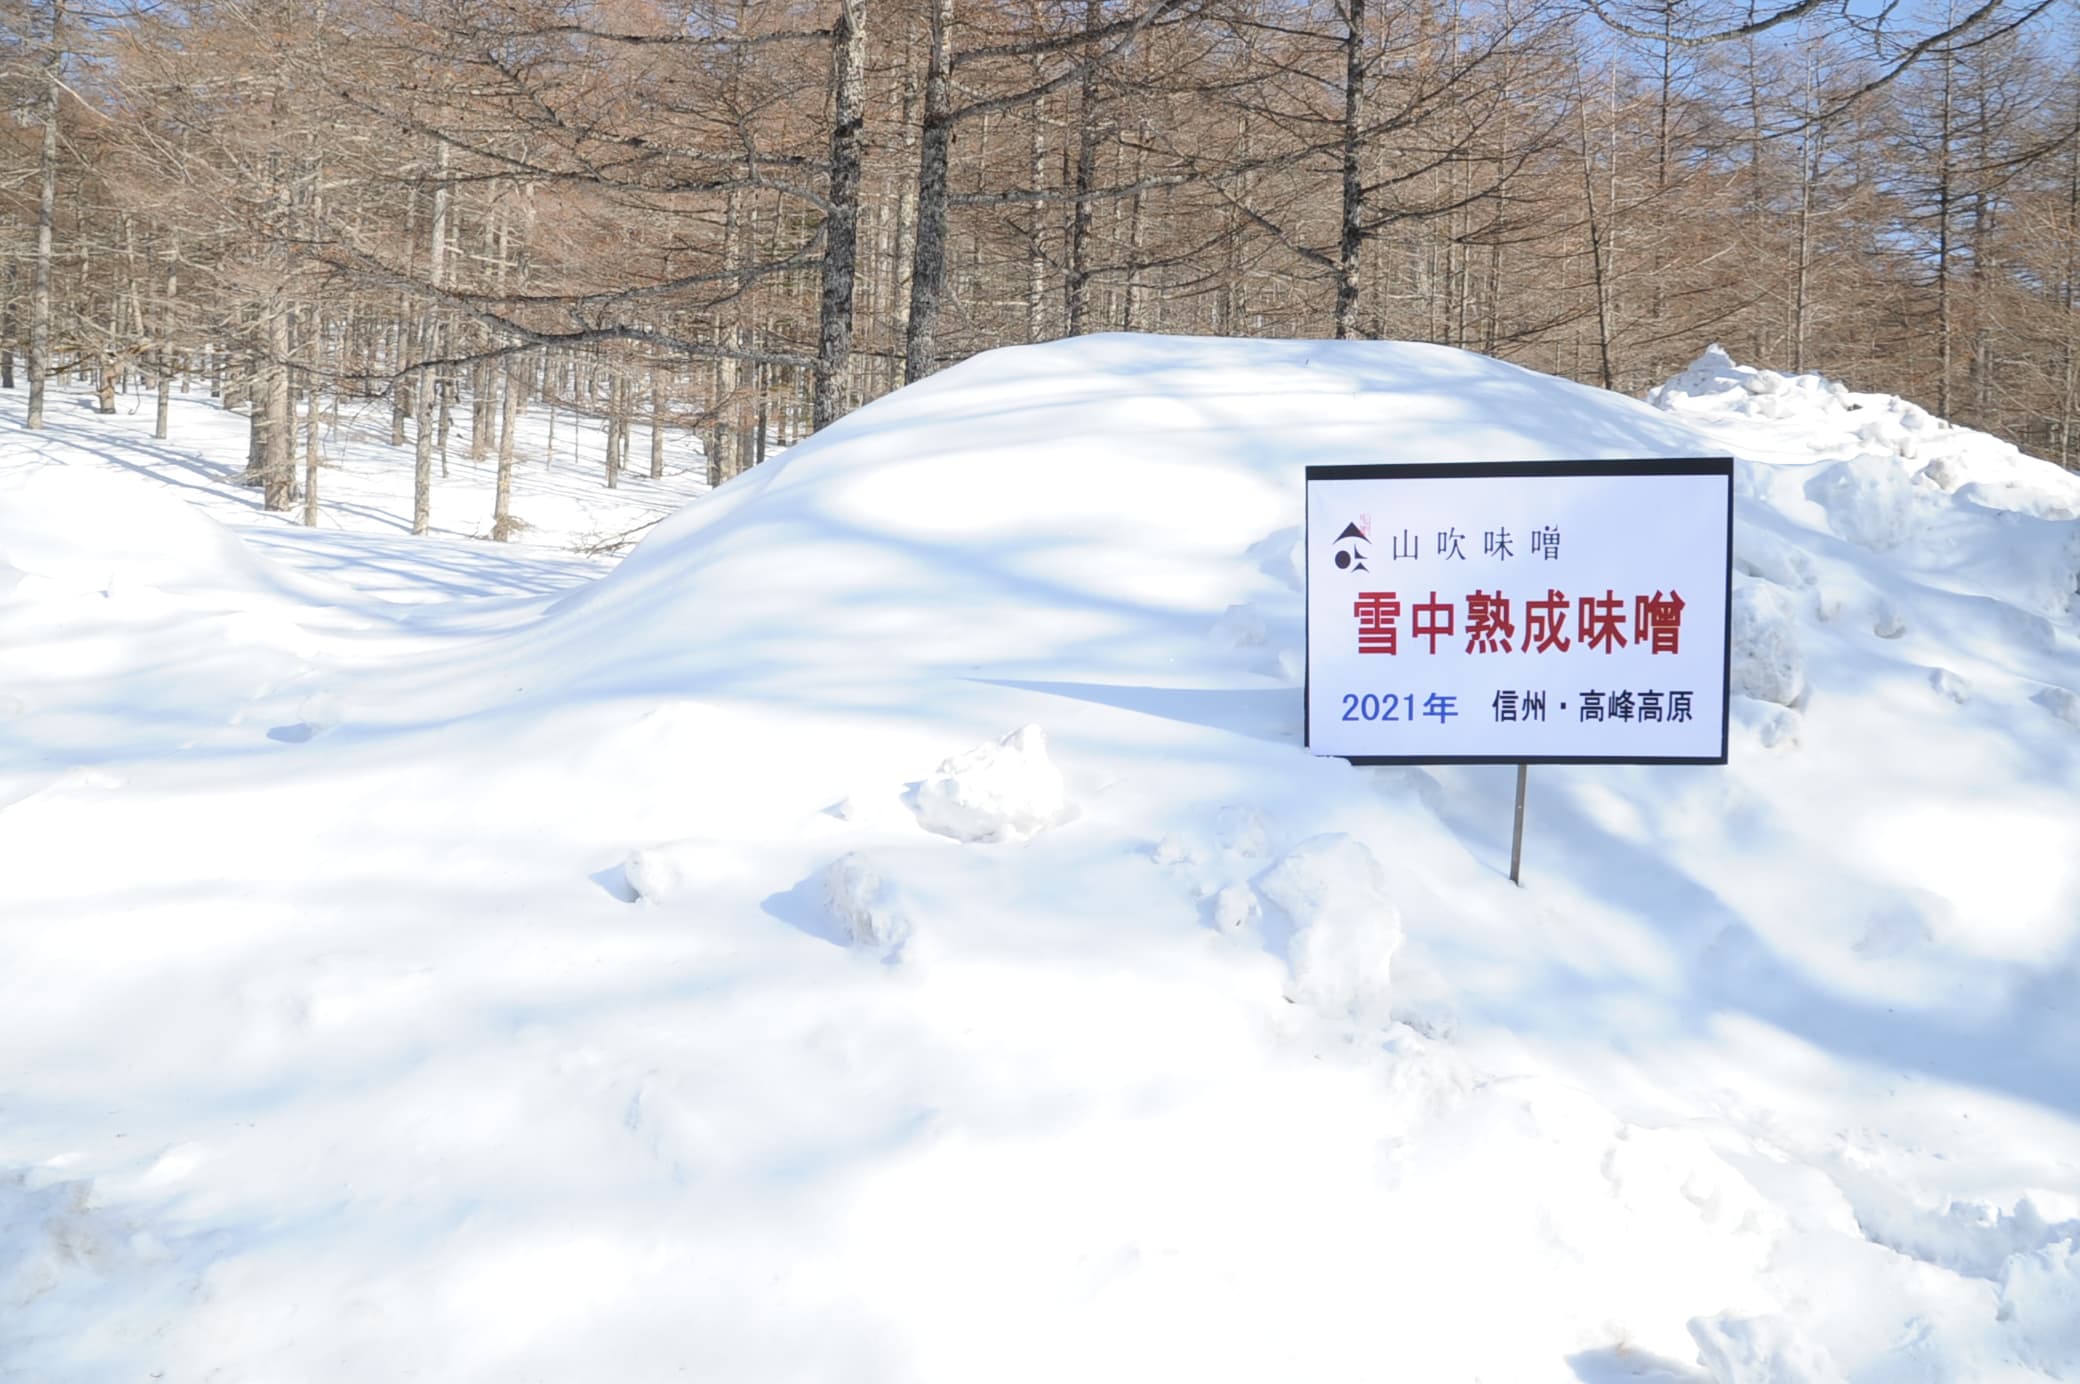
[970,678,1300,746]
[1413,759,2080,1124]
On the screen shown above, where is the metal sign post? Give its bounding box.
[1508,763,1527,885]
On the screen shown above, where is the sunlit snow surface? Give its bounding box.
[3,338,2078,1382]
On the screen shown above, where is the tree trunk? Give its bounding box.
[470,358,491,464]
[1026,97,1049,341]
[755,371,769,465]
[3,259,16,390]
[1066,0,1103,336]
[389,317,409,445]
[1334,0,1365,340]
[650,370,666,479]
[814,0,866,432]
[1934,30,1956,418]
[493,360,519,540]
[261,297,295,510]
[437,369,452,477]
[1123,139,1149,330]
[903,0,955,383]
[1576,86,1616,392]
[412,355,434,534]
[605,371,623,489]
[26,0,62,431]
[1792,115,1819,375]
[154,236,177,439]
[892,47,922,378]
[411,146,449,530]
[303,380,320,527]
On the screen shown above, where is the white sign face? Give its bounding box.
[1305,460,1732,764]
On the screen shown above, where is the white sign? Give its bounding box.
[1305,460,1732,764]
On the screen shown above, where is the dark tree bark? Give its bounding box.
[814,0,866,430]
[904,0,955,383]
[1334,0,1365,340]
[1066,0,1103,335]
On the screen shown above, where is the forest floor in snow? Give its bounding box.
[2,380,710,600]
[3,340,2079,1383]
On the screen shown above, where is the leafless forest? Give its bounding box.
[4,0,2077,531]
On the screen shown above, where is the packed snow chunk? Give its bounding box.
[1650,344,1850,422]
[1649,344,1749,410]
[1741,703,1802,752]
[1211,602,1269,648]
[1918,454,1972,492]
[1255,834,1401,1026]
[1804,453,1924,551]
[821,853,912,953]
[911,725,1071,844]
[2035,686,2080,730]
[1954,477,2080,522]
[1854,1191,2080,1282]
[1730,578,1806,708]
[1247,526,1306,593]
[1997,1240,2080,1376]
[622,838,752,906]
[1689,1314,1847,1384]
[1927,668,1971,705]
[1213,804,1276,858]
[1733,523,1815,590]
[1209,881,1260,935]
[1857,416,1920,460]
[1150,834,1195,866]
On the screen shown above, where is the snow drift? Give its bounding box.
[2,337,2078,1384]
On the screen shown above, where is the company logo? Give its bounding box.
[1333,516,1371,572]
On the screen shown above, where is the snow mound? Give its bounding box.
[1688,1314,1847,1384]
[623,838,751,905]
[1733,523,1816,590]
[1213,804,1276,858]
[542,336,1722,696]
[8,335,2080,1384]
[1658,344,2080,522]
[2036,685,2080,729]
[1850,1189,2080,1282]
[821,852,912,952]
[1255,834,1401,1026]
[1730,578,1805,707]
[1804,453,1924,551]
[0,464,286,605]
[1928,667,1971,704]
[1998,1240,2080,1375]
[911,725,1070,844]
[1209,881,1260,934]
[1648,345,1853,424]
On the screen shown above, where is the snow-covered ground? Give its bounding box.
[3,339,2077,1382]
[5,379,710,599]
